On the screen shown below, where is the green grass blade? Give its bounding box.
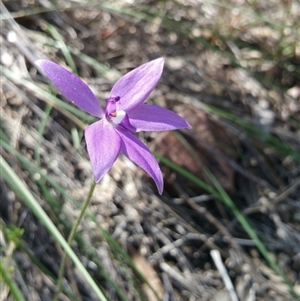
[1,65,93,126]
[100,2,299,86]
[200,102,300,162]
[22,253,80,301]
[0,156,108,301]
[157,154,299,299]
[155,153,221,198]
[45,22,78,74]
[0,261,26,301]
[202,167,299,298]
[29,29,121,78]
[34,103,53,165]
[1,139,158,300]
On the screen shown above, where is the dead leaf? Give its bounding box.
[155,104,237,193]
[131,251,164,301]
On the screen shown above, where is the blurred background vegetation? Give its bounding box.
[1,0,300,300]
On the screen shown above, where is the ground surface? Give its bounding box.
[1,1,300,301]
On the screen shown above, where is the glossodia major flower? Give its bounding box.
[36,58,191,194]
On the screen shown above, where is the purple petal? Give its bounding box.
[110,58,164,112]
[85,119,121,182]
[116,127,163,194]
[128,104,191,132]
[36,60,103,118]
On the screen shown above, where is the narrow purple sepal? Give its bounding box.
[85,119,121,182]
[128,104,192,132]
[36,59,103,118]
[110,58,164,112]
[116,127,164,194]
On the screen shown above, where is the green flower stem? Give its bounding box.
[53,181,97,301]
[1,156,107,301]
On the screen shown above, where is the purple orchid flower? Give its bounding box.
[36,58,191,194]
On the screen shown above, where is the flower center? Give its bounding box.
[104,96,135,131]
[110,110,126,125]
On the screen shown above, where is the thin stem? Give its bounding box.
[53,181,97,301]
